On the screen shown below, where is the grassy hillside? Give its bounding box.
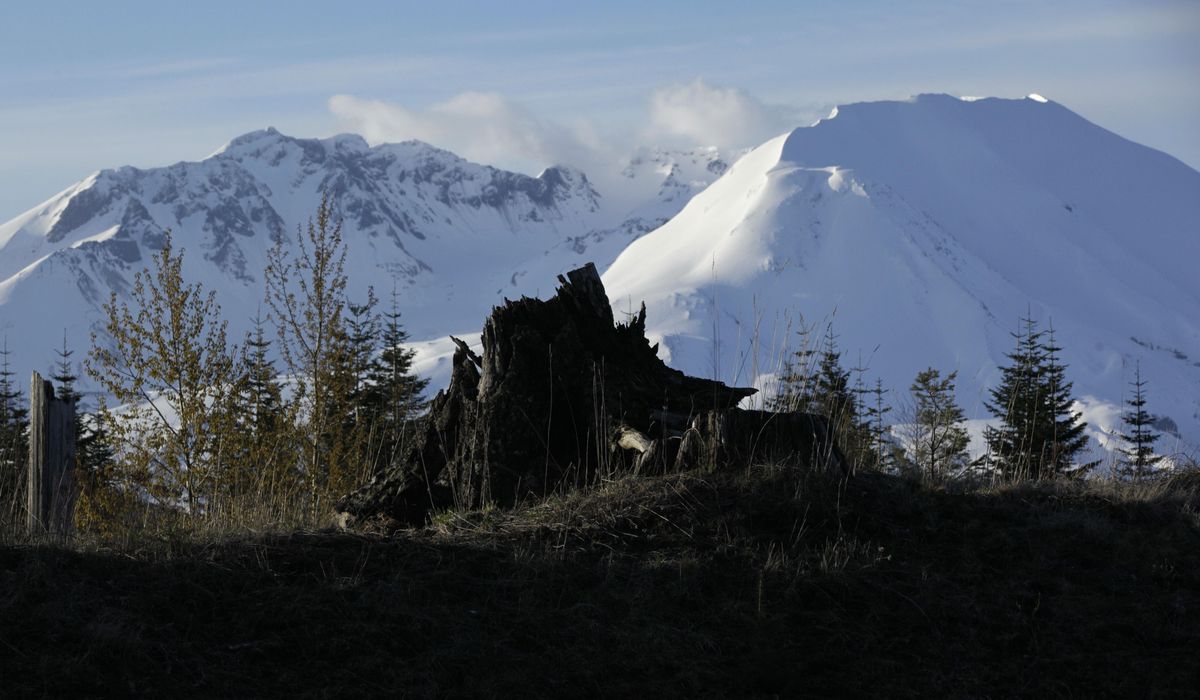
[3,464,1199,698]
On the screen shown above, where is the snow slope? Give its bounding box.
[0,130,728,392]
[603,94,1200,457]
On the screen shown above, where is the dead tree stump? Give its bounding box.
[336,263,844,527]
[27,372,77,535]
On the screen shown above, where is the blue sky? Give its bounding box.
[1,0,1197,219]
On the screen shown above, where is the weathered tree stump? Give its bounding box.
[336,263,844,527]
[27,372,77,535]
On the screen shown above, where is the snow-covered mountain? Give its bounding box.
[0,129,728,390]
[603,94,1200,458]
[3,93,1197,459]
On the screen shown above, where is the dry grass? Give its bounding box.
[2,462,1199,698]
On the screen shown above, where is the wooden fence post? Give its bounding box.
[26,371,77,535]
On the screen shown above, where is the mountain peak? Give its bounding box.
[813,93,1060,127]
[323,132,371,152]
[605,92,1200,457]
[213,126,288,156]
[214,128,380,165]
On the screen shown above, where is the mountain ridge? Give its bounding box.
[0,125,728,393]
[2,93,1196,459]
[603,93,1200,458]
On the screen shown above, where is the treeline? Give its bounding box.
[769,317,1168,483]
[1,196,427,535]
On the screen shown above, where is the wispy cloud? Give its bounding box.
[645,80,799,150]
[328,79,808,181]
[328,92,609,176]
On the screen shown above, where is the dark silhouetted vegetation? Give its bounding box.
[3,463,1198,697]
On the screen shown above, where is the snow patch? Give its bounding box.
[409,334,483,393]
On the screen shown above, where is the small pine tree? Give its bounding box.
[365,285,428,470]
[50,332,81,404]
[71,404,117,534]
[845,360,877,465]
[770,322,817,413]
[324,288,386,484]
[344,288,381,422]
[862,378,893,471]
[983,316,1042,478]
[0,338,28,530]
[227,310,292,504]
[1116,361,1162,482]
[812,325,856,434]
[906,368,970,482]
[983,315,1092,479]
[0,338,28,459]
[49,332,116,532]
[240,311,286,439]
[49,332,83,472]
[1040,327,1093,475]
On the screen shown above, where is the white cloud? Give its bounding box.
[645,79,797,150]
[328,82,807,189]
[328,92,606,177]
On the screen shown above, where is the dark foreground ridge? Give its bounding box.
[336,262,843,526]
[3,467,1199,698]
[3,263,1197,697]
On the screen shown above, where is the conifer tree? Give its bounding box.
[50,332,81,405]
[49,332,114,531]
[328,289,388,480]
[0,338,28,464]
[1041,327,1092,474]
[229,310,291,502]
[240,311,285,438]
[344,288,381,422]
[1116,361,1162,482]
[983,315,1092,479]
[813,325,856,434]
[365,285,428,469]
[906,368,969,482]
[86,232,238,521]
[983,316,1042,477]
[0,338,28,530]
[49,333,83,473]
[770,322,817,413]
[50,331,110,475]
[845,360,877,465]
[862,378,893,470]
[795,324,873,467]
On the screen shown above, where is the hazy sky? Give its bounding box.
[1,0,1196,219]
